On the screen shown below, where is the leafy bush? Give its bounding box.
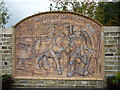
[106,72,120,90]
[116,72,120,81]
[2,74,14,90]
[2,74,12,80]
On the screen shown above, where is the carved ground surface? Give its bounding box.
[14,12,103,79]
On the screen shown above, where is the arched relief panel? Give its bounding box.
[14,11,104,80]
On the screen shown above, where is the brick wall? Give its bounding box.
[0,28,13,76]
[11,79,106,88]
[104,26,120,77]
[0,26,119,88]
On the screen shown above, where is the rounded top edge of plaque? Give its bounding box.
[13,11,103,28]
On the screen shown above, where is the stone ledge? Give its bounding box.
[0,28,13,34]
[104,26,120,32]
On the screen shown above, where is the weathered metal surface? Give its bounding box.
[14,11,104,80]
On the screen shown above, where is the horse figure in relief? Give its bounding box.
[32,28,64,75]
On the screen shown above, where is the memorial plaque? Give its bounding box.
[14,11,104,80]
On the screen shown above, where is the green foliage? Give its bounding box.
[107,76,119,84]
[2,74,12,80]
[2,74,14,89]
[116,72,120,80]
[49,0,120,26]
[49,0,96,18]
[0,0,10,28]
[106,74,120,90]
[100,2,120,26]
[94,2,105,24]
[107,72,120,85]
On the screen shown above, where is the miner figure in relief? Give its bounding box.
[64,25,93,77]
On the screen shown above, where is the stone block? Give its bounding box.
[118,64,120,68]
[14,79,20,84]
[97,81,106,86]
[118,57,120,60]
[0,62,2,66]
[104,49,109,53]
[0,54,2,59]
[0,28,13,34]
[81,81,89,85]
[0,70,2,74]
[2,66,12,69]
[114,45,120,47]
[19,79,29,83]
[2,46,7,49]
[105,45,113,48]
[118,62,120,65]
[4,34,12,37]
[11,84,18,88]
[114,37,120,40]
[110,32,118,36]
[105,61,118,65]
[104,41,108,45]
[6,38,12,42]
[57,80,65,85]
[76,80,81,86]
[3,50,12,53]
[30,79,36,84]
[2,54,12,59]
[117,32,120,35]
[115,49,119,52]
[109,49,116,52]
[108,40,118,44]
[113,57,118,60]
[36,79,44,84]
[2,70,12,75]
[89,81,97,85]
[0,50,2,53]
[105,66,118,70]
[104,37,114,40]
[104,33,109,36]
[3,56,11,60]
[8,46,12,49]
[3,42,11,45]
[95,85,106,88]
[65,80,75,85]
[46,80,57,85]
[105,71,115,76]
[115,53,120,56]
[1,38,6,41]
[0,34,3,37]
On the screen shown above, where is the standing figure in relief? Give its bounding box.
[65,25,94,77]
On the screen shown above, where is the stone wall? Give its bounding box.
[0,26,119,88]
[0,28,13,76]
[104,26,120,77]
